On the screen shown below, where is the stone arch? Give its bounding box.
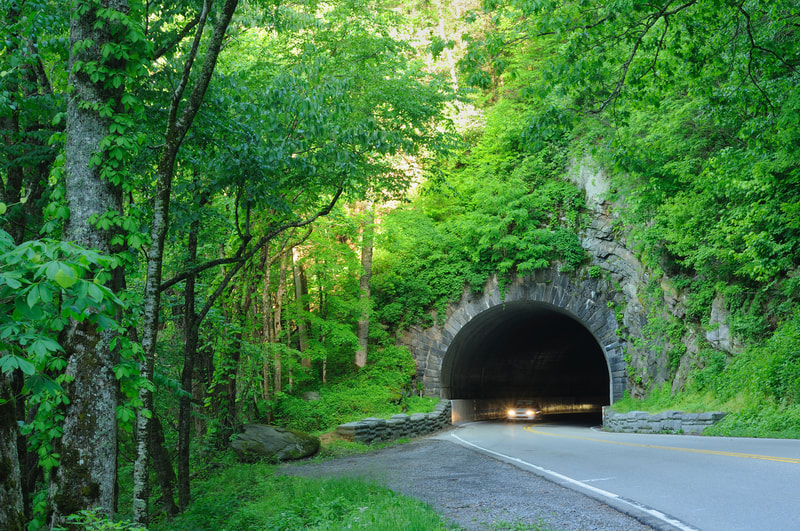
[400,268,627,409]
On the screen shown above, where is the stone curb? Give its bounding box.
[603,407,726,435]
[336,400,452,443]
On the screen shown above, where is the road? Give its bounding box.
[438,417,800,531]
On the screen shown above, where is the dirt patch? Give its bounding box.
[281,435,656,530]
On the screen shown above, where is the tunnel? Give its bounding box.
[441,301,610,421]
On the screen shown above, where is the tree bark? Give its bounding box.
[273,252,289,394]
[355,203,374,368]
[292,247,311,368]
[176,208,200,512]
[261,246,273,401]
[49,2,127,526]
[0,370,25,531]
[149,414,177,518]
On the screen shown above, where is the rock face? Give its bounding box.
[231,424,320,463]
[573,155,741,396]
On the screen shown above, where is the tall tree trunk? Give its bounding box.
[49,2,126,526]
[292,247,311,368]
[219,266,260,437]
[177,210,200,512]
[261,246,273,402]
[133,1,239,523]
[149,414,177,518]
[273,252,289,394]
[0,370,24,531]
[437,0,459,93]
[355,203,374,368]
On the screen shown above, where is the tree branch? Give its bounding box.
[196,187,344,324]
[151,13,202,62]
[168,1,210,131]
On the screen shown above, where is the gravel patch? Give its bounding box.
[280,431,655,530]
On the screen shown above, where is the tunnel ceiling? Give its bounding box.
[441,301,609,405]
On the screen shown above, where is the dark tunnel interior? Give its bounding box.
[441,301,610,412]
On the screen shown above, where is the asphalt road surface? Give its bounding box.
[441,417,800,531]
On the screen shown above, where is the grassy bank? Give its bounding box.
[610,385,800,439]
[147,440,452,531]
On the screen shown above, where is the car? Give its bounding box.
[506,401,542,421]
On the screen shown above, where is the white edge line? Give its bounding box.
[450,431,698,531]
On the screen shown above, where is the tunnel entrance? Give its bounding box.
[401,271,628,422]
[441,302,610,421]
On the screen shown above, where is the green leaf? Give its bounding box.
[87,282,104,303]
[0,354,36,376]
[30,338,62,358]
[27,285,40,308]
[24,374,63,396]
[54,266,77,289]
[2,274,22,289]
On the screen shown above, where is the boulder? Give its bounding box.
[231,424,320,463]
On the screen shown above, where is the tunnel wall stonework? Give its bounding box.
[399,269,629,403]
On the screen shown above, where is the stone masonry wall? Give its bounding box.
[603,408,726,435]
[336,400,452,443]
[400,269,628,403]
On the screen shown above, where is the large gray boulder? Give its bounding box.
[231,424,320,463]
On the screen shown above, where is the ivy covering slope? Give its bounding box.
[372,94,586,331]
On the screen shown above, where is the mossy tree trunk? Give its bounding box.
[0,371,24,531]
[48,1,126,526]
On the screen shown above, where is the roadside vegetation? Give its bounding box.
[151,457,452,531]
[2,0,799,529]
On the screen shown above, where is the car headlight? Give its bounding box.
[526,410,535,417]
[507,409,515,417]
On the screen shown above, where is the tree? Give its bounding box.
[49,1,134,525]
[355,201,374,368]
[133,0,240,522]
[0,369,24,531]
[1,0,455,525]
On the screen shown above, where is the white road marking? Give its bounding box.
[450,431,699,531]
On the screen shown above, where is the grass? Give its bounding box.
[150,457,456,531]
[609,385,800,439]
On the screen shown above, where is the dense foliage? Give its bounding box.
[373,98,586,330]
[2,0,800,527]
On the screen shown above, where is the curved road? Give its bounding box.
[439,418,800,530]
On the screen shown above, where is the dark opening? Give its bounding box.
[442,301,610,416]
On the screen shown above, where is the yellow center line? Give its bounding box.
[523,426,800,464]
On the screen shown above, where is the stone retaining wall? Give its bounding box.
[336,400,452,443]
[603,408,726,435]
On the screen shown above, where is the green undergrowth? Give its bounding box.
[150,458,455,531]
[273,388,439,436]
[269,344,438,435]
